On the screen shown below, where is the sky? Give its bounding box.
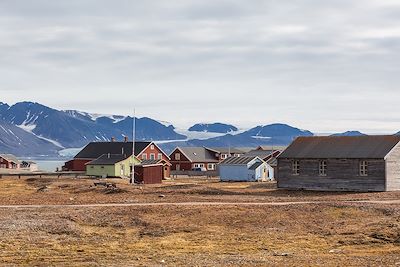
[0,0,399,133]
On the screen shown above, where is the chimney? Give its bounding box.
[124,136,128,142]
[111,137,116,142]
[107,153,110,158]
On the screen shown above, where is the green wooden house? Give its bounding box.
[86,154,140,178]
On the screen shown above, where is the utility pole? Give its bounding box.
[130,109,136,184]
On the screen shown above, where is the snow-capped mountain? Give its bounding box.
[0,101,186,155]
[188,123,238,134]
[0,120,59,156]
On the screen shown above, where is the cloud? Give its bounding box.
[0,0,399,133]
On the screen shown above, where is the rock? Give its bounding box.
[329,249,342,254]
[69,197,75,201]
[273,252,291,257]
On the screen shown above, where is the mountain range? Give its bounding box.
[0,101,389,157]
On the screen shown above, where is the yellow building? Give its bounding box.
[86,154,140,178]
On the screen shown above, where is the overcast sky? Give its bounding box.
[0,0,399,133]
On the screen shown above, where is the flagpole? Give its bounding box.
[130,108,136,184]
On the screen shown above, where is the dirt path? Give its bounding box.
[0,199,399,209]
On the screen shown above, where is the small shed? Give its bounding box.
[140,159,172,179]
[134,162,163,184]
[219,156,272,182]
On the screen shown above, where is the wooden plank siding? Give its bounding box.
[385,143,400,191]
[277,158,386,192]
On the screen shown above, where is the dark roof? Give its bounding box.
[220,156,258,165]
[177,147,219,162]
[75,141,151,159]
[279,136,400,159]
[87,154,130,165]
[249,161,263,170]
[208,147,245,154]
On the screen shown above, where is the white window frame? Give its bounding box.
[158,153,162,160]
[292,160,300,175]
[319,160,327,176]
[194,163,204,168]
[360,160,368,176]
[142,154,147,160]
[207,163,215,170]
[150,145,155,150]
[150,153,156,160]
[221,154,228,160]
[175,153,181,160]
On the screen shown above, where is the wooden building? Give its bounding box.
[135,162,164,184]
[169,147,219,171]
[140,159,171,179]
[86,154,140,178]
[63,140,169,172]
[219,156,273,182]
[277,135,400,192]
[0,154,20,169]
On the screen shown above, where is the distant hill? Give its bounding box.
[188,123,238,133]
[159,123,314,154]
[331,131,367,136]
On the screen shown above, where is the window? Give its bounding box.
[221,154,228,159]
[142,154,147,160]
[360,161,368,176]
[208,163,215,170]
[194,163,204,168]
[319,160,327,176]
[150,145,155,150]
[175,153,181,160]
[292,160,300,175]
[150,153,156,160]
[158,153,162,160]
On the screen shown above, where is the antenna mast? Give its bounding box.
[130,109,136,184]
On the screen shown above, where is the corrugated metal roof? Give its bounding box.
[75,141,151,159]
[220,156,257,165]
[249,161,263,170]
[244,150,275,159]
[278,136,400,159]
[87,154,129,165]
[178,147,219,162]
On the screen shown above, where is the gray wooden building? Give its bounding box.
[277,135,400,192]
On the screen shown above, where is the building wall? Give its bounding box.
[136,165,163,184]
[63,159,91,171]
[139,144,169,161]
[220,165,249,181]
[170,148,192,171]
[86,165,116,177]
[385,144,400,191]
[277,158,386,192]
[87,157,139,178]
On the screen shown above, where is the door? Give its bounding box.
[176,164,180,171]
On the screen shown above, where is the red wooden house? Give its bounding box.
[0,154,20,169]
[63,140,170,172]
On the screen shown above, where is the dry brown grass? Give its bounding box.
[0,177,399,266]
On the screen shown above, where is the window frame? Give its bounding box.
[319,160,327,176]
[360,160,368,176]
[292,160,300,175]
